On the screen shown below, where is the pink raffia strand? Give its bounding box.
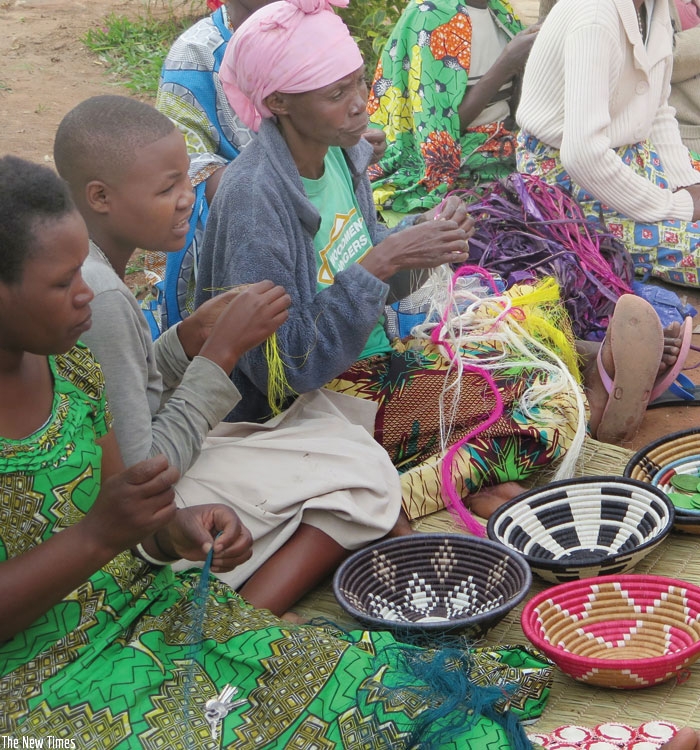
[538,176,625,296]
[518,174,631,298]
[430,265,506,537]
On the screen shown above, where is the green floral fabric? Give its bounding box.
[368,0,523,213]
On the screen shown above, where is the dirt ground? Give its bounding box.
[1,0,698,452]
[1,0,134,162]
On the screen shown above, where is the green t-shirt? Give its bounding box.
[302,147,393,360]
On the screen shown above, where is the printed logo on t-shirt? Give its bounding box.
[317,207,372,285]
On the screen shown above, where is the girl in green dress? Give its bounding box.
[0,155,531,748]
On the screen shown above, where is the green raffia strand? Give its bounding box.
[265,332,297,416]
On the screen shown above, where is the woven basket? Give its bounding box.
[625,428,700,534]
[486,477,674,583]
[521,574,700,688]
[332,533,531,638]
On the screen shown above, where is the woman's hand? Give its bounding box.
[160,505,254,573]
[83,454,180,558]
[360,218,471,281]
[420,196,476,233]
[362,128,387,165]
[680,184,700,221]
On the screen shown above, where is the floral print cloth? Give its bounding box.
[367,0,523,214]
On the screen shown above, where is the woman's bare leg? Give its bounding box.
[386,508,413,536]
[469,481,528,519]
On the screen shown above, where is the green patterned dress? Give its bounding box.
[0,344,529,749]
[368,0,523,214]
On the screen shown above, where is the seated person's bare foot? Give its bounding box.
[468,481,526,519]
[660,320,683,373]
[662,727,700,750]
[280,611,308,625]
[578,295,664,444]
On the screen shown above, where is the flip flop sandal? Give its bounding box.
[647,377,700,408]
[648,315,694,403]
[595,294,664,444]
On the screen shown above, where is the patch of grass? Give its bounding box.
[338,1,404,77]
[83,8,202,96]
[126,250,147,276]
[83,2,403,96]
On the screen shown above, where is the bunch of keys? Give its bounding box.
[204,683,246,740]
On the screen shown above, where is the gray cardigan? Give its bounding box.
[195,118,415,422]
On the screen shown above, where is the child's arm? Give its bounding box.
[458,24,538,133]
[85,276,287,474]
[0,438,179,642]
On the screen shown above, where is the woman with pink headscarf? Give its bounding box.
[195,0,583,526]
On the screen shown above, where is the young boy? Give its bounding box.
[53,94,405,616]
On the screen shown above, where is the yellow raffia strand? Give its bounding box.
[507,278,582,382]
[265,332,297,416]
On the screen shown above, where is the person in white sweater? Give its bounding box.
[517,0,700,288]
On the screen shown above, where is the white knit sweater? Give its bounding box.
[517,0,700,222]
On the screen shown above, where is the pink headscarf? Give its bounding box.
[220,0,363,131]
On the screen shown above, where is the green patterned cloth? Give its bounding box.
[0,344,534,749]
[368,0,523,213]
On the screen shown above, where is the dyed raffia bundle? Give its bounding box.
[462,174,634,341]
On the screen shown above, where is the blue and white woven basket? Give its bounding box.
[625,427,700,533]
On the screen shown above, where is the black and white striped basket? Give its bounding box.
[487,477,675,584]
[332,533,531,638]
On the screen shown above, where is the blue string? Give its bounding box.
[183,540,217,739]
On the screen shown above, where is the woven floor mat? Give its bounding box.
[294,436,700,733]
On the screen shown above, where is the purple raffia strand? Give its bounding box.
[511,172,545,221]
[449,175,633,340]
[481,175,630,298]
